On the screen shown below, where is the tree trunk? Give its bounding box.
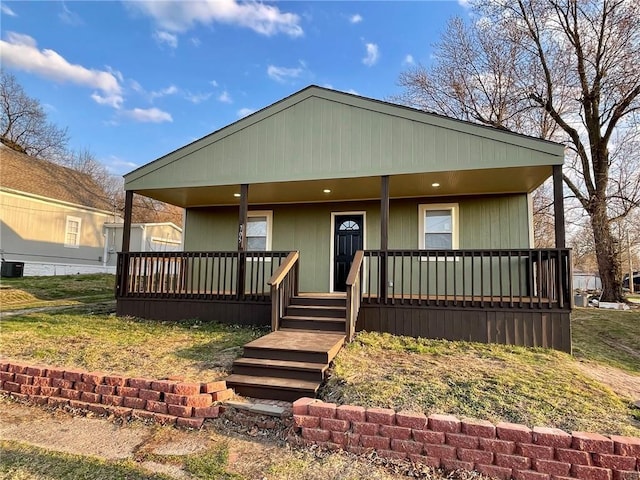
[590,200,623,302]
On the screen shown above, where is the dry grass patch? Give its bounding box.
[0,311,265,381]
[571,307,640,372]
[0,274,115,311]
[322,332,639,437]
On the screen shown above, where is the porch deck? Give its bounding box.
[115,248,572,353]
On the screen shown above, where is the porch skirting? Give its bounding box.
[356,305,571,353]
[116,298,271,327]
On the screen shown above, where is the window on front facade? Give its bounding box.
[246,211,272,251]
[65,216,82,248]
[418,204,459,250]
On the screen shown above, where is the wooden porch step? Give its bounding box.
[290,294,346,307]
[232,358,327,382]
[230,330,345,401]
[285,304,346,318]
[225,374,319,402]
[243,331,345,364]
[280,315,346,332]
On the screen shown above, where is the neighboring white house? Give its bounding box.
[103,222,182,269]
[0,144,182,276]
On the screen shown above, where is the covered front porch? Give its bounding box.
[116,245,572,353]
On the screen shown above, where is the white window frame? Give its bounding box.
[64,215,82,248]
[418,204,459,260]
[246,210,273,252]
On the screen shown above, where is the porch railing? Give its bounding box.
[267,251,299,331]
[362,248,571,309]
[116,251,290,301]
[345,250,364,341]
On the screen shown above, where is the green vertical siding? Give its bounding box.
[125,88,563,192]
[184,194,530,292]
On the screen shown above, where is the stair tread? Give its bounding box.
[244,330,345,353]
[226,374,319,391]
[233,357,328,372]
[288,304,346,310]
[282,315,346,322]
[296,293,346,298]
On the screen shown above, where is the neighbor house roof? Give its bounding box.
[0,144,113,212]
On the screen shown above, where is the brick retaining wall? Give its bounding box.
[3,358,639,480]
[0,359,233,429]
[292,398,640,480]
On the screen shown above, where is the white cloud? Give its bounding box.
[123,107,173,123]
[346,89,359,96]
[267,64,304,83]
[1,4,17,16]
[103,155,139,174]
[59,2,83,26]
[0,32,123,108]
[403,54,415,65]
[154,30,178,48]
[237,107,255,118]
[458,0,472,8]
[150,85,179,100]
[126,0,303,37]
[362,43,379,66]
[218,90,232,103]
[210,80,219,87]
[349,14,363,24]
[190,37,201,47]
[184,91,212,104]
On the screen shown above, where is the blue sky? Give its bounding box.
[1,1,467,176]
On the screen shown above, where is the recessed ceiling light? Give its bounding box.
[431,183,440,188]
[323,189,331,193]
[233,193,241,197]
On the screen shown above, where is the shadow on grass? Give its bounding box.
[173,324,268,371]
[1,274,116,306]
[0,441,170,480]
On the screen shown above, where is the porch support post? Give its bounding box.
[380,175,389,303]
[552,165,566,248]
[237,184,248,298]
[122,190,133,253]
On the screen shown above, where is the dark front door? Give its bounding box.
[334,214,364,292]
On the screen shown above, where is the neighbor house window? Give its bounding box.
[418,204,459,250]
[65,216,82,248]
[246,211,273,251]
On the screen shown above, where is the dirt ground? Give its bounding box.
[574,362,640,401]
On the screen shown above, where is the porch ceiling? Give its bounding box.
[135,165,552,208]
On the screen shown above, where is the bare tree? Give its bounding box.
[396,0,640,302]
[532,180,556,248]
[0,71,69,160]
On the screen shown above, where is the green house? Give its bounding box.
[117,86,571,359]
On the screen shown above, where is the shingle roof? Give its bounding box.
[0,144,113,212]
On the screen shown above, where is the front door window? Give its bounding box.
[333,214,364,292]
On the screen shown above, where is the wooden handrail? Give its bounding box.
[345,250,365,342]
[268,251,299,287]
[346,250,365,288]
[268,251,299,332]
[360,248,572,310]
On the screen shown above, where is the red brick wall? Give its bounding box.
[293,398,640,480]
[0,359,233,429]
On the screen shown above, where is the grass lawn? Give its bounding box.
[0,312,265,381]
[0,440,172,480]
[322,327,640,437]
[572,307,640,372]
[0,274,115,311]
